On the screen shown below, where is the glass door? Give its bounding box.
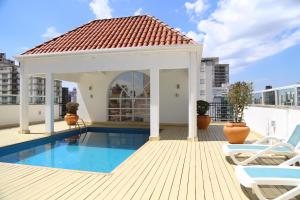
[108,71,150,122]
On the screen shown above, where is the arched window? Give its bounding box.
[108,71,150,122]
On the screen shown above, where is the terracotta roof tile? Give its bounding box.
[22,15,197,55]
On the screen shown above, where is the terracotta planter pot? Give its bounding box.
[64,114,79,126]
[197,115,211,129]
[223,122,250,144]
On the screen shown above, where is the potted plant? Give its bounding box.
[64,102,79,126]
[197,100,211,129]
[224,81,252,144]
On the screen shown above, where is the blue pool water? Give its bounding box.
[0,129,149,173]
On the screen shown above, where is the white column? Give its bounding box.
[45,73,54,134]
[150,68,160,141]
[188,52,198,141]
[275,90,278,106]
[295,87,298,106]
[19,65,30,134]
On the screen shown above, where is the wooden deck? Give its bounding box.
[0,121,70,148]
[0,124,298,200]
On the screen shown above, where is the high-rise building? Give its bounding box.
[199,57,229,102]
[69,88,77,102]
[213,64,229,87]
[0,53,62,105]
[29,77,62,104]
[0,53,19,104]
[61,87,69,117]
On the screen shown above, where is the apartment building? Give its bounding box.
[0,53,62,105]
[252,84,300,106]
[199,57,229,102]
[0,53,19,104]
[29,77,62,104]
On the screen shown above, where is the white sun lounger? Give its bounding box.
[236,155,300,200]
[223,125,300,165]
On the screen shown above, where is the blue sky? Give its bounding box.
[1,0,300,90]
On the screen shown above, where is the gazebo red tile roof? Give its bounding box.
[23,15,197,55]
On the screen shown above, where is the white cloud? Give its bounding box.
[186,30,204,42]
[42,27,61,40]
[185,0,205,16]
[186,0,300,73]
[175,27,182,32]
[175,27,187,35]
[89,0,112,19]
[134,8,143,16]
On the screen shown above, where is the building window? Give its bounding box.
[200,79,205,84]
[200,90,205,96]
[108,71,150,122]
[278,88,295,106]
[2,96,7,104]
[206,61,212,66]
[297,87,300,106]
[263,91,275,105]
[252,93,262,104]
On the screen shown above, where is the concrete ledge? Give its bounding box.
[0,119,63,130]
[149,136,160,141]
[18,130,31,134]
[44,132,54,135]
[187,137,198,142]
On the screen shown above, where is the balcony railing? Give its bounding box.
[208,102,233,122]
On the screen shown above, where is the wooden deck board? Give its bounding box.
[89,142,162,200]
[25,171,86,200]
[177,140,191,200]
[7,171,70,200]
[120,141,176,200]
[158,135,186,200]
[104,141,172,200]
[149,139,185,200]
[202,127,247,199]
[1,124,299,200]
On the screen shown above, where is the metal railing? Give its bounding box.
[208,102,233,122]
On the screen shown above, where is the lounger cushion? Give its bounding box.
[287,125,300,147]
[236,166,300,187]
[223,144,292,155]
[244,167,300,179]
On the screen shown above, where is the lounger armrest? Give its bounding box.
[271,142,294,151]
[254,136,284,144]
[257,142,294,156]
[280,154,300,166]
[230,142,294,166]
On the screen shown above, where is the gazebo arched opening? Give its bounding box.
[107,71,150,122]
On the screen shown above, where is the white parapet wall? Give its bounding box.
[244,105,300,139]
[0,105,60,127]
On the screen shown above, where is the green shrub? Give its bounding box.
[197,100,209,116]
[228,81,253,123]
[66,102,79,115]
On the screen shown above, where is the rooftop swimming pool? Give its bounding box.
[0,128,149,173]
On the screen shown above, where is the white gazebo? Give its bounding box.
[16,15,202,141]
